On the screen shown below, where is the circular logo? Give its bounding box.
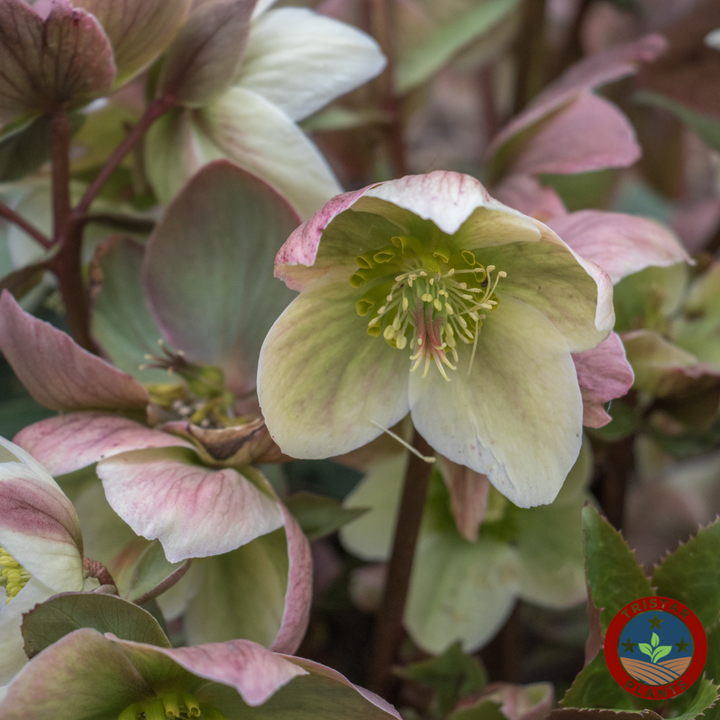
[605,597,707,700]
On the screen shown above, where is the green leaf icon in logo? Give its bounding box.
[639,633,672,663]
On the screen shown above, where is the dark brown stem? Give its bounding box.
[75,96,175,216]
[78,213,156,235]
[596,435,634,530]
[513,0,548,114]
[0,202,53,249]
[47,111,95,351]
[83,557,117,588]
[369,0,407,177]
[479,64,500,147]
[548,0,594,81]
[367,431,434,699]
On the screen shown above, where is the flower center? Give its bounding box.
[351,236,506,381]
[0,547,31,604]
[119,693,226,720]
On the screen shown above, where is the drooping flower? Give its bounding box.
[0,435,86,684]
[146,0,387,217]
[259,171,615,507]
[0,628,401,720]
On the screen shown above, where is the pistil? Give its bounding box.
[353,237,506,380]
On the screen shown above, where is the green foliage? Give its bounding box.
[21,592,171,659]
[449,701,506,720]
[561,653,635,710]
[652,519,720,627]
[397,642,487,719]
[285,491,368,542]
[582,506,654,633]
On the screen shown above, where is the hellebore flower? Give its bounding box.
[0,435,86,684]
[0,628,401,720]
[259,171,614,507]
[340,440,594,654]
[146,0,387,217]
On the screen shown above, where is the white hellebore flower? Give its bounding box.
[147,0,387,218]
[0,436,85,684]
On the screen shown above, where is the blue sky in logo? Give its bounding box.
[618,611,693,662]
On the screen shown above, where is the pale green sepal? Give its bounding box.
[258,275,411,459]
[406,534,521,654]
[410,297,583,509]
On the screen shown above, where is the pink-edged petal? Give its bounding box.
[0,291,149,412]
[117,637,307,707]
[275,187,370,291]
[437,456,490,543]
[504,93,640,177]
[572,333,634,428]
[97,448,284,562]
[549,210,691,284]
[486,34,667,175]
[492,175,567,222]
[14,413,193,477]
[282,656,402,719]
[269,505,312,654]
[0,465,83,591]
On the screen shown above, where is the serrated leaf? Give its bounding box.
[561,652,635,710]
[652,518,720,627]
[582,506,653,633]
[550,710,662,720]
[285,492,367,542]
[22,592,171,658]
[673,678,719,720]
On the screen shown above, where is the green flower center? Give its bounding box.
[0,547,31,604]
[119,693,226,720]
[351,236,506,381]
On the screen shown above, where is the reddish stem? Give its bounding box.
[367,430,434,699]
[75,96,175,217]
[83,557,117,588]
[0,202,52,249]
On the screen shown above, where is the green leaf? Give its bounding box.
[21,592,171,658]
[652,518,720,627]
[651,632,659,648]
[398,641,487,719]
[672,678,720,720]
[285,492,368,543]
[636,92,720,152]
[651,646,671,663]
[396,0,521,93]
[113,539,191,606]
[550,710,662,720]
[582,506,654,634]
[449,701,505,720]
[561,653,635,710]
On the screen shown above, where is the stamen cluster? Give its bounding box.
[0,547,31,604]
[352,236,506,381]
[119,692,225,720]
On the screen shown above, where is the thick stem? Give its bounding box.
[0,202,52,249]
[48,111,96,351]
[75,96,175,216]
[367,431,434,699]
[369,0,407,178]
[83,557,117,589]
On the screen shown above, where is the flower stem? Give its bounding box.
[367,430,434,699]
[0,202,52,249]
[513,0,547,114]
[75,95,175,216]
[369,0,407,177]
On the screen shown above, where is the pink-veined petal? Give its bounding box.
[14,413,193,477]
[97,448,284,562]
[572,333,635,428]
[549,210,691,283]
[0,291,149,412]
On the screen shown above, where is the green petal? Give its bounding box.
[406,534,521,654]
[258,276,411,459]
[409,297,583,508]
